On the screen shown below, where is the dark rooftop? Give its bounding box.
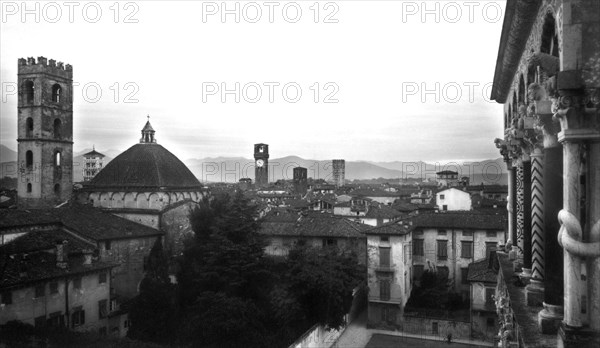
[365,220,413,236]
[260,213,369,238]
[82,149,105,158]
[84,143,201,190]
[0,229,93,255]
[402,211,506,232]
[0,204,163,241]
[467,254,499,283]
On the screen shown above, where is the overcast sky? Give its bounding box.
[1,1,506,163]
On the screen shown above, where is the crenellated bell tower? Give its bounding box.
[17,56,73,208]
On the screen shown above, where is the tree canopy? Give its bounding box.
[128,191,366,347]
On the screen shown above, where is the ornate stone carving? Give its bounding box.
[530,150,544,282]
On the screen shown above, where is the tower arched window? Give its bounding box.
[26,117,33,137]
[27,183,32,193]
[53,119,62,139]
[54,184,61,195]
[26,151,33,168]
[23,80,34,104]
[54,151,61,167]
[52,84,62,103]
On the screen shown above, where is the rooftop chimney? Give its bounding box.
[83,249,93,266]
[56,240,68,269]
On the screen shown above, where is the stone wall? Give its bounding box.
[100,236,158,298]
[400,315,471,340]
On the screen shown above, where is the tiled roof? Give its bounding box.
[0,209,61,228]
[407,211,506,231]
[350,188,402,197]
[467,255,499,283]
[334,201,352,208]
[262,209,300,223]
[52,204,163,241]
[364,204,405,219]
[84,143,201,190]
[391,201,419,212]
[82,149,105,157]
[0,204,163,241]
[365,220,413,235]
[0,229,93,255]
[0,251,116,290]
[285,199,309,209]
[483,186,508,194]
[260,214,368,238]
[466,185,508,194]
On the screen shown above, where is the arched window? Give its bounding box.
[26,151,33,168]
[54,184,61,195]
[51,84,62,103]
[53,119,62,139]
[26,117,33,137]
[54,151,61,166]
[23,80,34,104]
[27,183,32,193]
[519,75,526,106]
[541,13,559,57]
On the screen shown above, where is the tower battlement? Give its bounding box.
[16,56,73,208]
[18,56,73,78]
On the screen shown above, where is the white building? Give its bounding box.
[409,212,505,297]
[366,221,413,329]
[82,148,105,182]
[436,188,472,211]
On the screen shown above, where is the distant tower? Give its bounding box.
[254,143,269,188]
[17,57,73,208]
[239,178,252,190]
[293,167,308,195]
[332,159,345,188]
[82,146,105,182]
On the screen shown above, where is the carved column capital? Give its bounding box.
[553,95,600,144]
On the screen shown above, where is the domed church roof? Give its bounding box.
[85,119,201,190]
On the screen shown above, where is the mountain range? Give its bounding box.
[0,144,507,185]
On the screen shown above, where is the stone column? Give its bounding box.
[505,162,513,241]
[516,163,525,266]
[587,140,600,332]
[537,115,564,334]
[509,166,519,259]
[526,147,545,306]
[555,93,600,346]
[522,159,532,274]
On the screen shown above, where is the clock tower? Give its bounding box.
[254,143,269,188]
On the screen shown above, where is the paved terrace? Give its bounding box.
[333,311,493,348]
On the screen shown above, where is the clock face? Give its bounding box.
[256,159,265,167]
